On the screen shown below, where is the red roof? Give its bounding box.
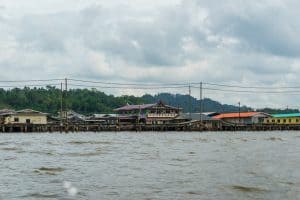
[114,101,181,112]
[114,104,156,111]
[213,112,260,119]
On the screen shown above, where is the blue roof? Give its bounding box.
[272,113,300,118]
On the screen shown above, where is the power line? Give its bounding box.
[202,90,300,96]
[68,78,189,86]
[0,78,63,83]
[0,83,61,88]
[69,79,300,90]
[1,77,300,93]
[0,77,299,90]
[200,87,300,94]
[68,84,189,89]
[202,82,300,89]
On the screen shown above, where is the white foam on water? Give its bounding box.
[63,181,78,197]
[68,187,78,196]
[63,181,71,189]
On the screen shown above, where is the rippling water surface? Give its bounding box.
[0,131,299,199]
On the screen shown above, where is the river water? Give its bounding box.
[0,131,299,200]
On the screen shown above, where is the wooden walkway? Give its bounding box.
[1,121,300,133]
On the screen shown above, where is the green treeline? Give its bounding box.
[0,86,143,114]
[0,87,298,115]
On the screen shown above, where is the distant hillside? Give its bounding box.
[142,93,252,113]
[256,108,299,114]
[0,87,297,115]
[0,87,143,114]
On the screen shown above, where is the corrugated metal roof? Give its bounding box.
[114,102,181,111]
[202,112,220,117]
[92,114,117,118]
[67,110,86,120]
[272,113,300,118]
[17,109,47,115]
[176,113,219,121]
[213,112,265,119]
[0,109,15,114]
[114,104,156,111]
[0,109,16,116]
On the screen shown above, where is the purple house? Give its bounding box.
[114,101,182,124]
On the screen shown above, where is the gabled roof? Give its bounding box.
[272,113,300,118]
[0,109,15,113]
[213,112,268,119]
[92,114,117,118]
[16,109,47,115]
[114,104,156,111]
[176,113,219,121]
[0,109,16,116]
[67,110,86,120]
[202,112,220,117]
[114,101,181,111]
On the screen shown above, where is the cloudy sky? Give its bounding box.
[1,0,300,109]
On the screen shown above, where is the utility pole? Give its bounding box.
[138,105,141,132]
[189,84,191,120]
[65,78,68,132]
[238,101,241,124]
[60,82,63,129]
[200,82,203,124]
[138,105,140,124]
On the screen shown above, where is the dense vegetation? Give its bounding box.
[0,87,297,115]
[0,87,143,114]
[143,93,252,113]
[256,108,299,114]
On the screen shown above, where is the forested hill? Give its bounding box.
[143,93,299,114]
[0,87,143,114]
[142,93,252,113]
[0,87,297,114]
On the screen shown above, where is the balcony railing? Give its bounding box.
[147,113,177,118]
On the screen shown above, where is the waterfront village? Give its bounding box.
[1,101,300,132]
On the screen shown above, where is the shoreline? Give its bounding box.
[2,123,300,133]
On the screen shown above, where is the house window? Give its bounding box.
[14,117,19,122]
[266,120,269,123]
[26,119,31,124]
[289,119,292,123]
[296,119,299,123]
[283,119,286,123]
[272,119,275,123]
[277,119,280,123]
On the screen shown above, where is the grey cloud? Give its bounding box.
[1,0,300,108]
[227,14,300,57]
[12,3,212,67]
[82,6,192,66]
[0,6,5,21]
[15,13,76,52]
[6,0,300,67]
[6,0,299,82]
[199,0,300,57]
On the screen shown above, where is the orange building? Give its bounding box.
[213,112,270,125]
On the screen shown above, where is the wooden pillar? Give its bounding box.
[64,123,68,133]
